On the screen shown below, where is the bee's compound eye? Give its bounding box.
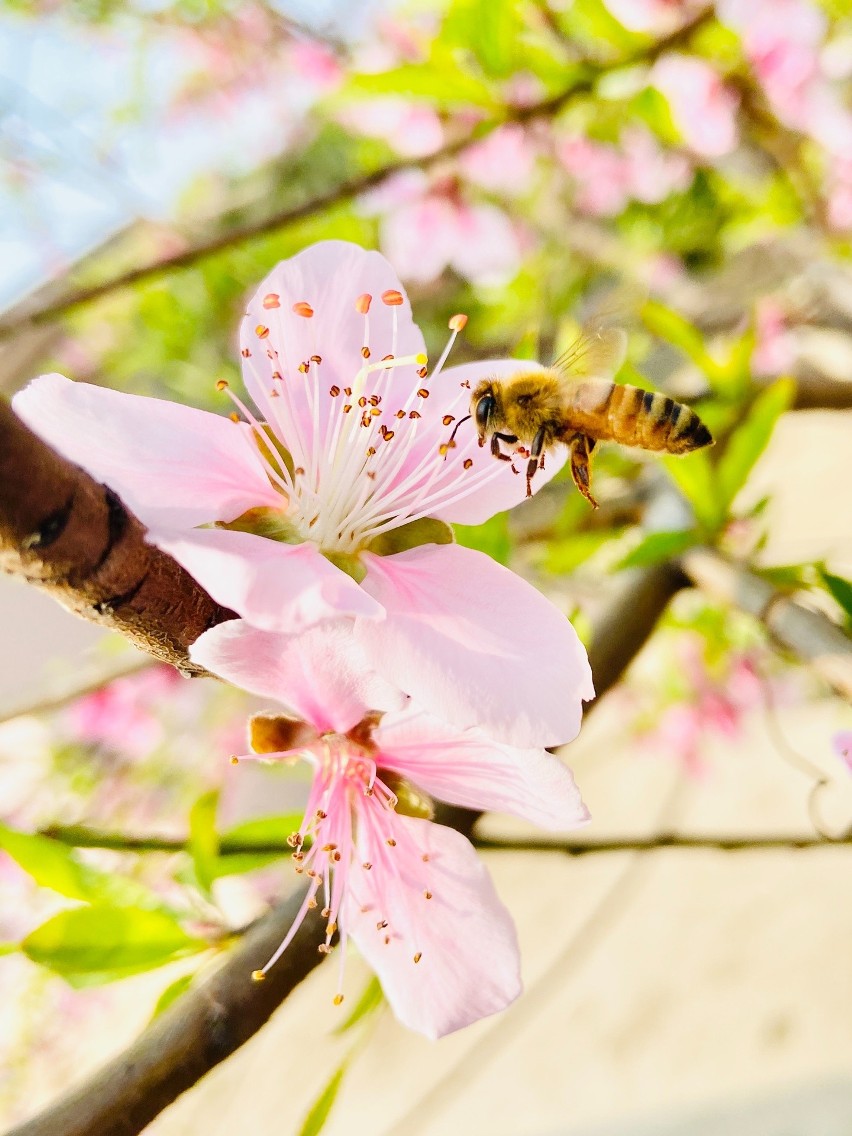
[475,393,495,433]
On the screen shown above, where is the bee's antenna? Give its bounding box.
[444,413,471,459]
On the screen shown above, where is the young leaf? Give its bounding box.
[0,823,168,912]
[717,378,794,511]
[150,972,195,1020]
[22,905,206,986]
[819,567,852,627]
[616,529,697,570]
[189,790,220,897]
[298,1062,349,1136]
[662,449,722,532]
[454,512,512,566]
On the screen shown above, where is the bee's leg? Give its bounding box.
[490,432,518,462]
[569,434,599,509]
[526,426,547,498]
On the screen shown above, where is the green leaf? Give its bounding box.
[334,975,384,1035]
[298,1061,349,1136]
[212,813,305,881]
[0,823,101,902]
[441,0,524,79]
[22,905,206,986]
[662,449,721,532]
[716,379,793,511]
[819,567,852,627]
[454,512,511,566]
[344,63,498,109]
[641,300,723,382]
[189,790,220,898]
[542,528,625,575]
[616,529,697,569]
[0,823,167,912]
[150,972,195,1020]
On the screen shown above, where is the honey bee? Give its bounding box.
[451,328,713,507]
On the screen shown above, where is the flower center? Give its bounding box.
[220,298,509,564]
[248,732,433,1005]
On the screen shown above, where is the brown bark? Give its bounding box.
[0,400,234,674]
[5,891,326,1136]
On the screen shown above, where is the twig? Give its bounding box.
[0,654,154,726]
[0,401,234,674]
[474,831,852,854]
[4,889,326,1136]
[682,548,852,701]
[35,823,852,857]
[0,9,712,342]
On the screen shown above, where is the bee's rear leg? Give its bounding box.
[569,434,599,509]
[526,426,547,498]
[491,431,518,462]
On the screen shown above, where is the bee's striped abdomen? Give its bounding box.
[598,383,712,453]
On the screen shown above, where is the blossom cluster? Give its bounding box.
[16,241,594,1038]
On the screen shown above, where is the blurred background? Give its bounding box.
[1,0,851,1133]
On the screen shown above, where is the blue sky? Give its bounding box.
[0,0,373,309]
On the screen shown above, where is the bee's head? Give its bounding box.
[471,380,499,447]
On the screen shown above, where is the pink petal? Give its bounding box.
[149,527,384,632]
[13,374,278,529]
[422,359,568,526]
[346,816,521,1038]
[190,620,404,733]
[375,708,589,830]
[357,543,593,748]
[833,731,852,774]
[239,241,426,470]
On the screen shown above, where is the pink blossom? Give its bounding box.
[63,665,181,759]
[833,731,852,774]
[288,40,342,93]
[459,125,538,196]
[16,242,592,747]
[191,620,588,1038]
[652,54,740,158]
[557,129,691,217]
[718,0,852,155]
[752,299,796,377]
[340,97,444,158]
[605,0,703,33]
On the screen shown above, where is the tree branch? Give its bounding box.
[0,9,712,343]
[4,890,326,1136]
[682,549,852,701]
[474,831,852,855]
[0,401,234,674]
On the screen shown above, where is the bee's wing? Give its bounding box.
[553,326,628,381]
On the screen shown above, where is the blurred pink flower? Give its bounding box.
[64,666,181,759]
[362,168,524,284]
[605,0,704,33]
[652,54,740,158]
[341,97,444,157]
[719,0,852,155]
[827,159,852,231]
[640,641,763,776]
[832,731,852,774]
[288,40,343,93]
[752,299,796,376]
[192,620,588,1038]
[17,241,592,748]
[557,128,691,217]
[460,125,538,196]
[382,193,523,285]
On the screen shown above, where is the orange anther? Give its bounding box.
[216,379,229,391]
[292,301,314,318]
[356,293,372,314]
[262,293,281,309]
[255,324,270,339]
[449,313,468,332]
[381,289,404,306]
